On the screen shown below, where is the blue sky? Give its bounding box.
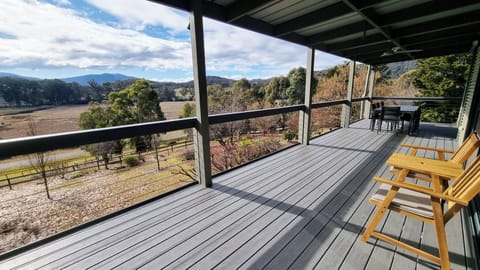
[0,0,346,82]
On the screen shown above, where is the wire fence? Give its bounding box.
[0,140,194,189]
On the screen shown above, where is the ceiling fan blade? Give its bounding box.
[381,48,423,56]
[395,49,423,53]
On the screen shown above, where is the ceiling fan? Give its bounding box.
[381,46,423,57]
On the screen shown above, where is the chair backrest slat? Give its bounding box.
[450,132,480,164]
[448,155,480,203]
[381,106,401,120]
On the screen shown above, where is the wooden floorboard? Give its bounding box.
[0,120,474,270]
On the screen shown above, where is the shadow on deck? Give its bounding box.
[0,120,474,269]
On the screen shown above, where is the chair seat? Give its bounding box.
[371,183,433,218]
[389,165,433,181]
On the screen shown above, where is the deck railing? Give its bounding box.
[372,96,463,123]
[0,96,463,161]
[0,96,463,254]
[0,101,348,159]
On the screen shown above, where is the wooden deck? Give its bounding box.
[0,120,475,269]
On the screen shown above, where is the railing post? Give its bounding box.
[190,0,212,187]
[341,61,355,128]
[360,65,371,118]
[299,47,315,145]
[362,65,375,119]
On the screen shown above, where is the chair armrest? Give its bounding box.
[373,177,468,206]
[400,144,455,160]
[400,144,455,154]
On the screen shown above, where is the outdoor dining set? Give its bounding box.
[369,102,421,135]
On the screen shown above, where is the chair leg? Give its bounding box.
[361,203,389,242]
[362,170,408,241]
[432,198,451,270]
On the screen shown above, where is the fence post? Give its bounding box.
[6,175,12,190]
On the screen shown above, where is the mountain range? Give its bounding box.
[0,60,416,88]
[61,73,136,85]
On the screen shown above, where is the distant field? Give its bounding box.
[0,101,189,140]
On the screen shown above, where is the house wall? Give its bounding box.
[457,45,480,143]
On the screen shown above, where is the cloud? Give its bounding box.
[76,0,346,77]
[53,0,71,6]
[0,0,192,72]
[202,19,345,78]
[85,0,189,32]
[0,0,345,80]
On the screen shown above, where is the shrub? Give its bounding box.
[282,130,296,142]
[70,171,84,179]
[183,149,195,160]
[124,155,140,167]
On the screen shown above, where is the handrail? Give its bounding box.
[0,97,454,159]
[372,96,462,102]
[0,118,196,159]
[209,105,304,124]
[311,99,348,108]
[352,97,369,102]
[0,104,307,159]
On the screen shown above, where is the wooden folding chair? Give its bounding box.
[391,131,480,182]
[361,155,480,269]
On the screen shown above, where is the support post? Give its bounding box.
[362,65,375,119]
[299,47,315,145]
[360,65,371,119]
[190,0,212,187]
[341,61,355,128]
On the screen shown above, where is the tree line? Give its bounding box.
[0,77,188,107]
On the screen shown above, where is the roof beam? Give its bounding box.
[367,45,472,65]
[361,42,473,64]
[148,0,189,10]
[341,0,414,60]
[225,0,276,22]
[399,25,480,47]
[275,0,382,38]
[379,0,480,27]
[307,21,374,46]
[338,42,392,57]
[327,34,386,52]
[392,11,480,39]
[274,2,352,37]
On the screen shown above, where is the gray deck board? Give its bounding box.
[0,120,474,270]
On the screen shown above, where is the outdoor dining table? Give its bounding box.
[374,105,420,135]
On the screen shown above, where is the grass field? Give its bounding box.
[0,101,190,140]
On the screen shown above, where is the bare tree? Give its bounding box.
[27,118,51,200]
[151,134,162,171]
[174,165,196,181]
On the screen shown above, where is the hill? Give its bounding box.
[61,73,136,85]
[0,72,40,81]
[152,76,235,90]
[387,60,417,78]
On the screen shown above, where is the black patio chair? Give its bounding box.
[378,106,401,133]
[369,103,381,131]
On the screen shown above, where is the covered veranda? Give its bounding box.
[0,120,474,269]
[1,0,480,269]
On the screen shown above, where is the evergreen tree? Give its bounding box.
[413,54,471,122]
